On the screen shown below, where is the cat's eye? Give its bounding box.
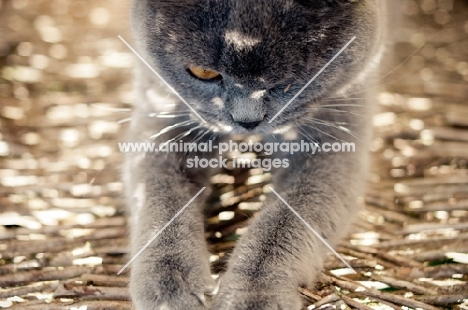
[188,65,221,81]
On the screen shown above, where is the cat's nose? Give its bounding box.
[237,120,262,130]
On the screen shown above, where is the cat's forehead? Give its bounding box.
[224,31,261,51]
[146,0,370,83]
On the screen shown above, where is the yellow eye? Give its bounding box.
[188,65,221,80]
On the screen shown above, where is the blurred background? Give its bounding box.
[0,0,467,309]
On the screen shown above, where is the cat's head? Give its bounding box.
[132,0,381,134]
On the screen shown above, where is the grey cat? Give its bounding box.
[124,0,387,309]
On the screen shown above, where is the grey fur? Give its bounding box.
[124,0,386,309]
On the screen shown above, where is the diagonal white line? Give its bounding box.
[269,187,356,274]
[268,36,356,124]
[117,187,206,275]
[118,35,207,124]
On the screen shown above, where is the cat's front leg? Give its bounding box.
[126,153,216,310]
[211,151,367,310]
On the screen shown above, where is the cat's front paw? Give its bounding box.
[211,287,303,310]
[130,254,216,310]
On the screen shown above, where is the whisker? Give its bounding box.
[307,118,362,141]
[321,98,367,102]
[318,104,365,108]
[302,123,345,143]
[178,128,210,164]
[156,114,190,119]
[296,127,328,158]
[147,110,191,118]
[297,127,321,145]
[117,117,132,124]
[159,125,203,149]
[301,120,324,144]
[302,118,350,126]
[306,107,364,118]
[149,120,195,140]
[325,26,450,100]
[379,40,427,82]
[328,87,371,99]
[158,111,191,115]
[91,103,131,113]
[191,128,211,146]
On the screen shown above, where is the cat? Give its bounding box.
[123,0,387,309]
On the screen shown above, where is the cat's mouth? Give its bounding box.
[217,121,291,136]
[220,118,285,135]
[220,122,265,134]
[199,116,268,134]
[227,113,270,134]
[235,120,263,130]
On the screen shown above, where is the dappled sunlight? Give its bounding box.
[0,0,467,309]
